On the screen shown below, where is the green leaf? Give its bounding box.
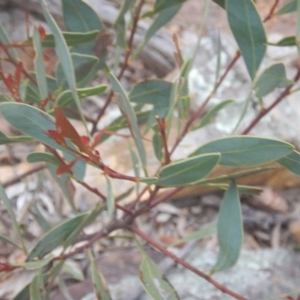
[106,176,114,217]
[47,164,77,213]
[135,238,179,300]
[28,30,100,48]
[155,153,220,186]
[30,275,43,300]
[32,26,48,100]
[99,110,151,143]
[204,183,263,195]
[31,203,52,233]
[56,53,98,89]
[278,150,300,176]
[115,0,136,47]
[12,285,30,300]
[0,19,18,60]
[0,234,22,250]
[88,250,112,300]
[0,183,26,252]
[192,99,234,130]
[226,0,266,79]
[62,0,107,69]
[0,103,86,180]
[268,36,297,47]
[27,152,60,166]
[41,0,89,133]
[14,255,53,270]
[152,130,163,161]
[0,132,33,144]
[276,0,296,15]
[191,136,294,167]
[212,0,225,9]
[63,202,105,248]
[110,73,147,174]
[170,223,217,246]
[27,213,86,261]
[211,181,243,273]
[62,0,104,32]
[134,4,182,58]
[153,0,186,14]
[253,63,293,97]
[57,84,107,108]
[129,80,173,118]
[61,260,85,281]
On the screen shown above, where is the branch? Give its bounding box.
[132,226,248,300]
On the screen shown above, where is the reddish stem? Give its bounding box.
[132,226,248,300]
[91,0,146,135]
[242,67,300,134]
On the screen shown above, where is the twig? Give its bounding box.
[170,51,241,155]
[242,67,300,134]
[77,180,133,215]
[263,0,280,22]
[2,164,46,188]
[132,226,248,300]
[91,0,146,135]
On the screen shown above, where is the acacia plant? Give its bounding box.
[0,0,300,299]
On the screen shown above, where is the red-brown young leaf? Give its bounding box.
[80,135,89,146]
[0,262,17,272]
[14,62,23,85]
[43,53,50,62]
[286,296,294,300]
[47,129,66,145]
[3,74,21,102]
[56,159,77,177]
[38,25,47,40]
[55,106,88,153]
[91,130,104,149]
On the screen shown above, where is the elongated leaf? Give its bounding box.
[15,255,53,270]
[212,0,225,9]
[268,36,297,47]
[0,234,22,250]
[192,99,234,130]
[105,176,114,217]
[191,136,294,167]
[129,80,173,118]
[212,181,242,273]
[0,132,33,144]
[62,0,107,69]
[0,19,18,60]
[278,150,300,176]
[0,103,86,180]
[99,110,151,143]
[154,153,220,186]
[30,275,43,300]
[57,84,107,108]
[13,285,30,300]
[276,0,296,15]
[253,63,293,97]
[27,30,100,48]
[56,53,98,89]
[31,203,51,233]
[47,164,77,213]
[134,4,181,57]
[135,238,179,300]
[33,26,48,100]
[27,213,86,261]
[0,183,26,252]
[88,250,112,300]
[204,183,262,194]
[171,223,217,246]
[226,0,266,79]
[153,0,186,14]
[115,0,135,47]
[41,0,88,132]
[27,152,60,166]
[63,203,104,248]
[110,73,147,173]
